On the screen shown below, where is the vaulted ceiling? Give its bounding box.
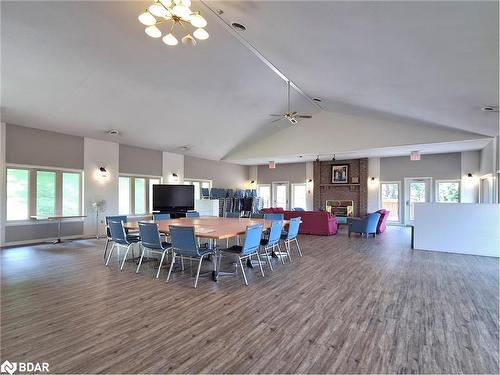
[2,1,498,164]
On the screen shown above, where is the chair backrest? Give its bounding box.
[106,215,127,238]
[250,212,264,219]
[139,222,164,250]
[285,217,301,240]
[185,211,200,218]
[264,213,284,221]
[225,211,241,218]
[108,220,128,245]
[240,224,264,256]
[169,226,199,257]
[366,212,381,231]
[153,213,171,221]
[292,207,305,211]
[267,220,283,246]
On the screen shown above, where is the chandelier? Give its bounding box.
[138,0,209,46]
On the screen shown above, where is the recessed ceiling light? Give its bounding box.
[106,129,119,136]
[231,22,247,31]
[313,98,322,102]
[180,145,191,151]
[481,105,499,112]
[216,9,224,15]
[299,155,303,158]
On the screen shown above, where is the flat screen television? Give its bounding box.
[153,184,194,212]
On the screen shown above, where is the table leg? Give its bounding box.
[52,219,62,244]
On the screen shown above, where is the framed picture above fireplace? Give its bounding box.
[332,164,349,184]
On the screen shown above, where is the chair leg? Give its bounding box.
[284,241,292,262]
[180,255,185,271]
[255,251,265,277]
[238,257,248,286]
[166,252,176,282]
[156,251,166,279]
[120,244,133,270]
[105,243,115,266]
[276,243,285,265]
[136,246,147,273]
[103,238,110,259]
[194,255,205,288]
[295,238,302,257]
[264,246,273,271]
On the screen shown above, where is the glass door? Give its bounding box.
[405,178,431,225]
[272,182,289,210]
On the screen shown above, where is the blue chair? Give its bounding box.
[105,220,141,270]
[166,226,216,288]
[264,213,284,221]
[225,211,241,218]
[185,211,200,218]
[220,224,265,285]
[104,215,128,259]
[250,212,264,219]
[292,207,305,211]
[260,220,284,270]
[153,213,171,221]
[281,217,302,259]
[348,212,381,238]
[137,222,172,278]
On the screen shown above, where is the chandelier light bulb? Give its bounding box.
[162,33,179,46]
[149,3,168,17]
[159,0,172,7]
[181,34,197,46]
[172,5,191,19]
[145,25,162,38]
[190,14,207,28]
[181,0,192,6]
[193,27,209,40]
[138,12,157,26]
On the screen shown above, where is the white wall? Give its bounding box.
[460,151,480,203]
[367,157,380,212]
[305,161,314,210]
[414,203,499,257]
[162,151,184,184]
[83,138,119,238]
[0,123,6,245]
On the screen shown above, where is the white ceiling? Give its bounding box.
[1,1,498,164]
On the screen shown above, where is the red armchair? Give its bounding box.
[261,208,338,236]
[376,209,390,234]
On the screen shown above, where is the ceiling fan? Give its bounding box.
[270,80,312,125]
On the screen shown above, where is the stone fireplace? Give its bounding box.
[313,158,368,217]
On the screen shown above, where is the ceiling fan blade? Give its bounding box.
[296,115,312,118]
[270,114,283,116]
[271,118,283,123]
[291,111,297,116]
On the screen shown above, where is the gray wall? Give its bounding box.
[381,153,461,181]
[6,124,84,169]
[184,155,249,189]
[119,144,162,176]
[479,139,495,176]
[257,162,306,184]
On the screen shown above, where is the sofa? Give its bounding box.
[376,209,390,234]
[261,208,338,236]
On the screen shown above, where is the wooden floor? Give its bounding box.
[1,226,498,374]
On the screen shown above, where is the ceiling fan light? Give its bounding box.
[149,3,168,17]
[181,0,191,6]
[181,34,197,46]
[162,33,178,46]
[190,14,207,28]
[193,28,209,40]
[138,12,157,26]
[159,0,172,7]
[172,5,191,19]
[145,25,162,38]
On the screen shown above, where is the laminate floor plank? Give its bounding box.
[1,227,498,374]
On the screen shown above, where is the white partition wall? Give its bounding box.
[414,203,500,257]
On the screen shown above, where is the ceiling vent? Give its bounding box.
[481,105,499,112]
[106,129,120,136]
[231,22,247,31]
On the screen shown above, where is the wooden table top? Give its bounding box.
[124,217,283,240]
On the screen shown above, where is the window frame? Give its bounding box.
[379,181,401,224]
[435,179,461,203]
[5,164,83,223]
[184,178,212,200]
[119,174,162,215]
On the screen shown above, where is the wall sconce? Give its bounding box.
[171,172,179,182]
[308,179,313,183]
[250,180,255,184]
[369,176,378,187]
[99,167,108,178]
[467,173,473,178]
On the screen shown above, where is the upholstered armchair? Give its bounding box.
[348,212,381,238]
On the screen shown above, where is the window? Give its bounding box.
[380,182,400,222]
[6,167,82,221]
[184,179,212,200]
[291,183,307,210]
[119,177,131,214]
[149,178,160,212]
[6,168,29,220]
[436,180,460,203]
[36,171,56,216]
[257,184,271,208]
[62,172,81,216]
[134,178,146,214]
